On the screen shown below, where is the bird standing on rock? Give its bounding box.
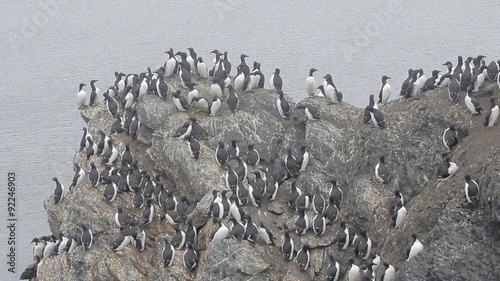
[378,75,391,104]
[276,90,290,118]
[484,98,499,127]
[77,83,87,109]
[306,68,318,97]
[442,124,459,150]
[270,68,283,91]
[375,156,391,184]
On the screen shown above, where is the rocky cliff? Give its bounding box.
[32,74,500,281]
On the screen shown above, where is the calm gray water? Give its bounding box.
[1,0,498,278]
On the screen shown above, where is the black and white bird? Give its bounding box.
[227,139,240,157]
[209,190,224,221]
[209,96,221,116]
[295,243,311,271]
[406,234,424,261]
[77,83,87,109]
[80,223,93,250]
[328,179,343,210]
[295,208,309,236]
[312,213,327,236]
[270,68,283,91]
[87,162,100,188]
[375,156,391,184]
[324,195,339,223]
[312,185,326,214]
[355,229,372,260]
[296,104,320,120]
[464,174,480,209]
[197,57,208,78]
[215,141,228,166]
[295,191,309,212]
[326,252,340,281]
[295,145,310,172]
[121,143,134,167]
[161,238,175,267]
[211,220,229,242]
[69,163,85,191]
[246,144,260,166]
[366,106,385,128]
[171,225,186,250]
[42,235,57,259]
[172,122,192,140]
[388,190,404,215]
[156,71,169,99]
[281,225,294,261]
[103,92,119,118]
[210,77,224,98]
[305,68,318,97]
[436,155,458,180]
[103,180,118,202]
[381,262,396,281]
[183,242,199,271]
[233,66,246,93]
[323,74,341,103]
[335,221,350,250]
[187,135,200,159]
[229,217,245,240]
[226,84,239,113]
[142,199,155,225]
[442,124,459,150]
[464,89,483,115]
[243,214,259,243]
[276,90,290,118]
[422,70,440,92]
[111,233,132,251]
[115,206,131,230]
[31,237,46,261]
[257,222,275,245]
[52,177,64,204]
[484,98,499,127]
[89,79,101,106]
[392,206,407,228]
[399,68,414,96]
[284,147,298,178]
[288,181,302,210]
[172,90,189,112]
[347,258,361,281]
[378,75,391,105]
[102,139,119,166]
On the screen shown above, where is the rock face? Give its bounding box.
[34,73,500,281]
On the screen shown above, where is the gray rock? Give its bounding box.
[33,75,500,281]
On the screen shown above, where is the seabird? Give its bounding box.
[276,90,291,118]
[80,223,93,250]
[378,75,391,104]
[306,68,318,97]
[436,155,458,180]
[295,243,311,271]
[326,253,340,281]
[484,98,499,127]
[464,174,479,209]
[281,224,294,261]
[270,68,283,91]
[406,234,424,261]
[52,177,64,204]
[375,156,391,184]
[77,83,87,109]
[442,124,459,150]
